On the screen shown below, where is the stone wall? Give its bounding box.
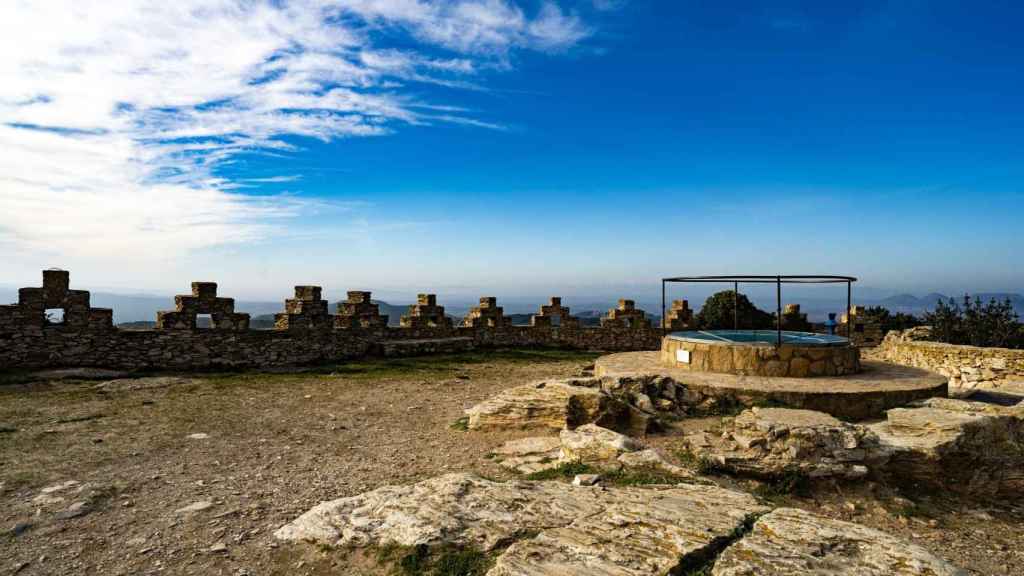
[660,336,861,377]
[839,305,884,347]
[874,327,1024,395]
[0,271,662,371]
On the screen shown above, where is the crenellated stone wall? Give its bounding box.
[600,299,652,329]
[661,299,693,331]
[0,270,663,371]
[874,327,1024,395]
[839,305,884,347]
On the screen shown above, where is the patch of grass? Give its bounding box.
[754,470,812,502]
[603,466,690,486]
[524,460,595,481]
[673,448,724,475]
[376,543,493,576]
[196,349,600,386]
[449,417,469,431]
[0,369,37,387]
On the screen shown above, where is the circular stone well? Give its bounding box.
[661,330,860,377]
[596,351,948,420]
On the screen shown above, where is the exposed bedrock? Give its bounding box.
[275,474,965,576]
[868,397,1024,496]
[463,377,679,436]
[275,472,769,576]
[489,423,692,477]
[712,507,966,576]
[684,400,1024,496]
[683,407,880,479]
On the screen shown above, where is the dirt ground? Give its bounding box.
[1,351,1022,576]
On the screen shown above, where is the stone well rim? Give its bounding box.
[666,329,851,348]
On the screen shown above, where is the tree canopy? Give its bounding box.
[696,290,774,330]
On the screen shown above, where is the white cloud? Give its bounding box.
[0,0,591,265]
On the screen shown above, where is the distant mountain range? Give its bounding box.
[874,293,1024,316]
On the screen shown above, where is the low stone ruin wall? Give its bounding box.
[0,271,662,371]
[875,327,1024,394]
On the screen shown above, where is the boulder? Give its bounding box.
[616,449,693,477]
[276,473,769,576]
[464,378,635,432]
[868,397,1024,495]
[712,507,965,576]
[684,408,878,479]
[559,423,641,464]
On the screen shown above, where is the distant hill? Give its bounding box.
[877,292,1024,316]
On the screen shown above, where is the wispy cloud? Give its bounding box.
[0,0,592,263]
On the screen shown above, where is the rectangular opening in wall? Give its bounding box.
[196,314,213,329]
[550,315,561,327]
[45,309,64,325]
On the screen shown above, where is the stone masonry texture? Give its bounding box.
[0,270,664,371]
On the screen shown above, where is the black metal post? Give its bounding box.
[661,280,666,336]
[733,281,738,330]
[776,276,782,347]
[847,281,852,338]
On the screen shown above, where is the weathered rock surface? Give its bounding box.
[616,449,692,477]
[559,423,642,464]
[712,507,965,576]
[489,436,563,474]
[490,425,691,478]
[684,408,879,479]
[276,473,769,576]
[464,378,631,432]
[869,397,1024,495]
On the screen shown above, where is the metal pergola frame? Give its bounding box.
[661,275,858,347]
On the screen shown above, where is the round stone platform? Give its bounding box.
[595,352,948,420]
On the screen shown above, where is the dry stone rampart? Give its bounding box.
[0,270,662,371]
[875,327,1024,395]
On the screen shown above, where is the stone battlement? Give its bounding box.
[0,270,664,371]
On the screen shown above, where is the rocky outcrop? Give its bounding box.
[464,378,657,435]
[559,423,642,463]
[276,473,769,576]
[277,474,967,575]
[488,437,563,475]
[684,408,879,479]
[490,424,691,478]
[465,378,619,431]
[869,397,1024,495]
[712,507,965,576]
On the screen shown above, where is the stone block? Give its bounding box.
[191,282,218,300]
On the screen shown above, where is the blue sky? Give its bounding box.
[2,1,1022,300]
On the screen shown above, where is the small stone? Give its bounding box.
[572,474,600,486]
[56,501,91,520]
[187,433,209,440]
[176,501,214,514]
[209,542,228,554]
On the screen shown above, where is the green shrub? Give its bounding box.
[923,295,1021,348]
[696,291,774,330]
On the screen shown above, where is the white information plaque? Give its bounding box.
[676,349,690,364]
